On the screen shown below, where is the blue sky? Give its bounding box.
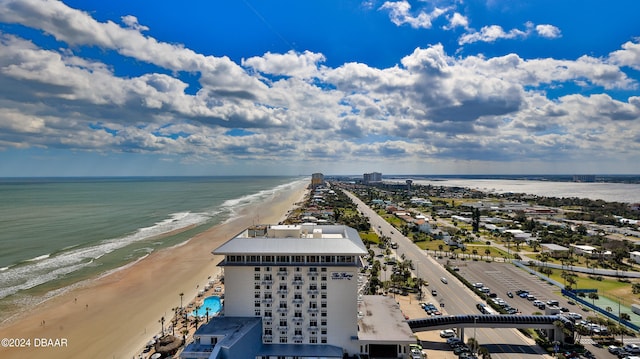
[0,0,638,176]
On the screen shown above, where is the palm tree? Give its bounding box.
[179,292,184,309]
[472,249,478,260]
[477,346,491,359]
[194,305,201,330]
[484,248,491,261]
[467,337,479,354]
[206,307,211,322]
[438,244,444,257]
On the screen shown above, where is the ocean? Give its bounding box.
[0,176,305,316]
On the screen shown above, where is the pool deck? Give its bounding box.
[134,273,225,359]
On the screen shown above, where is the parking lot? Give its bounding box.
[445,258,581,316]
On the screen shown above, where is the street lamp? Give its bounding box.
[473,316,477,354]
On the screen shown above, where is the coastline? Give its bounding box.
[0,181,309,359]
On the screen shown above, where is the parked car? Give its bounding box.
[440,329,455,338]
[506,291,513,298]
[440,277,448,284]
[609,345,622,354]
[623,344,640,354]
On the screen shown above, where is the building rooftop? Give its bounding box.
[541,243,569,251]
[357,295,415,343]
[213,224,368,256]
[257,343,344,358]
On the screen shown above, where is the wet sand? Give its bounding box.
[0,181,308,359]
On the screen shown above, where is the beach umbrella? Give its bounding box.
[150,354,161,359]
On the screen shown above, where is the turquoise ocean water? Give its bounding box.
[0,176,304,315]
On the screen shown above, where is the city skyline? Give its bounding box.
[0,0,639,176]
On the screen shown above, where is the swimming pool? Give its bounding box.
[191,296,222,317]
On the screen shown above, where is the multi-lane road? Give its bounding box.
[345,190,553,359]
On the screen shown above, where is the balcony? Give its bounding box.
[292,317,304,323]
[276,288,288,294]
[276,325,288,331]
[307,271,318,276]
[292,298,304,304]
[261,279,274,285]
[277,270,288,276]
[261,298,273,304]
[277,308,288,313]
[307,308,319,313]
[307,289,319,295]
[307,325,319,331]
[292,279,304,285]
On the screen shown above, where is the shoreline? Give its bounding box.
[0,181,309,359]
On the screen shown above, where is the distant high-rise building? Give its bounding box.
[311,173,324,188]
[363,172,382,184]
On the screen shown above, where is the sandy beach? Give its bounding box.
[0,181,308,359]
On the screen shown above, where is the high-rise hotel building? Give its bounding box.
[181,224,369,358]
[181,223,416,358]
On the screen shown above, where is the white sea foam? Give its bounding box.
[0,210,212,300]
[26,254,51,262]
[0,178,307,301]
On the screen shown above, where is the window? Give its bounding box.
[295,329,302,336]
[264,329,272,335]
[279,302,287,309]
[279,336,287,343]
[279,320,287,327]
[254,274,261,280]
[321,311,327,318]
[310,320,317,327]
[321,301,327,308]
[255,291,260,299]
[321,267,327,272]
[321,320,327,326]
[321,337,327,344]
[321,329,327,335]
[254,284,260,290]
[265,310,272,318]
[254,309,261,316]
[255,267,261,272]
[309,337,317,344]
[321,276,327,281]
[255,300,261,308]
